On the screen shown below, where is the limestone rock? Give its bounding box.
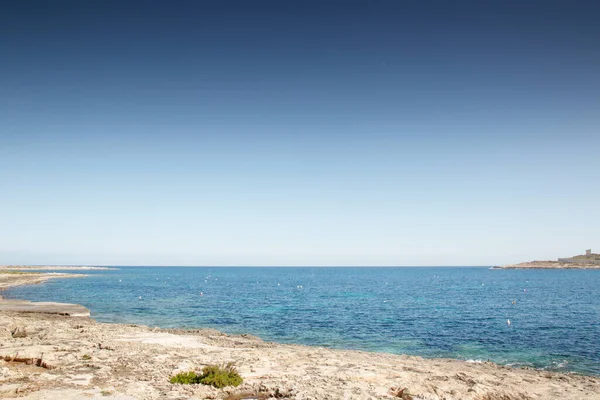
[11,326,27,338]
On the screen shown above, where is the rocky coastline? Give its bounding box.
[496,261,600,269]
[1,270,599,399]
[0,271,85,294]
[0,266,116,271]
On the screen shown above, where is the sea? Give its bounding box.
[4,267,600,375]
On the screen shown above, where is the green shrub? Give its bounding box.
[198,363,243,388]
[169,363,243,388]
[170,371,199,385]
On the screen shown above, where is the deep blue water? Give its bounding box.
[4,267,600,375]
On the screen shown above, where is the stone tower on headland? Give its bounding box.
[558,249,600,264]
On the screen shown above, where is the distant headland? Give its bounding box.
[496,249,600,269]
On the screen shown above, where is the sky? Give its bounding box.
[1,1,599,266]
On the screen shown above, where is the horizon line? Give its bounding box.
[2,264,496,268]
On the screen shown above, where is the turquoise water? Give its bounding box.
[5,267,600,375]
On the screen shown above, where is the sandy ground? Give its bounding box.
[1,272,599,400]
[497,261,600,269]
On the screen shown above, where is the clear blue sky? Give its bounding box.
[1,1,599,266]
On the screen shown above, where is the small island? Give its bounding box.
[497,249,600,269]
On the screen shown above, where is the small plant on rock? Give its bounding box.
[169,363,243,388]
[170,371,199,385]
[198,363,243,388]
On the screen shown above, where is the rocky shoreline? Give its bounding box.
[0,271,85,294]
[496,261,600,269]
[0,266,116,271]
[1,271,599,400]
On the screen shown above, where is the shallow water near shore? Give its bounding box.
[5,267,600,375]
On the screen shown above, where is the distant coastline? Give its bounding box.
[495,260,600,270]
[0,265,117,271]
[495,249,600,269]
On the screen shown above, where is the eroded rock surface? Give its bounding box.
[0,311,598,400]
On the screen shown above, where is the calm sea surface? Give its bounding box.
[5,267,600,375]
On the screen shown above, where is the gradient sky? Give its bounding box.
[1,1,599,266]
